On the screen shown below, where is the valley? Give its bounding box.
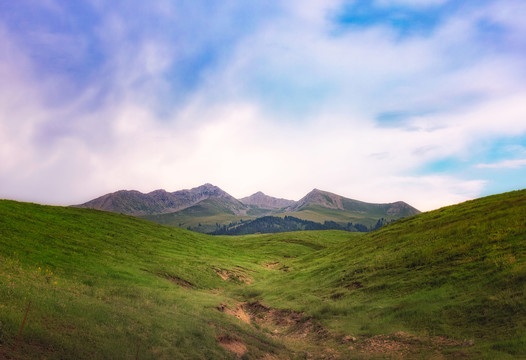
[0,189,524,358]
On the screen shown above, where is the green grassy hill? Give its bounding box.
[0,189,525,359]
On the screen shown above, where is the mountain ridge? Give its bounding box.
[73,183,246,216]
[75,184,420,233]
[288,188,419,218]
[239,191,295,210]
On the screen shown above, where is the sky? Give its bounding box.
[0,0,525,211]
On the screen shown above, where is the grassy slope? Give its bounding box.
[1,189,525,359]
[1,201,344,359]
[246,190,526,357]
[0,202,280,359]
[141,198,259,233]
[275,205,384,227]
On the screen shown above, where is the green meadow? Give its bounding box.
[0,189,525,359]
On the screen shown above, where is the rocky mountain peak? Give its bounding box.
[292,188,344,211]
[239,191,295,210]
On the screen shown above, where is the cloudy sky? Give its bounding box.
[1,0,525,211]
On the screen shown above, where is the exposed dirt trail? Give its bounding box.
[215,301,471,359]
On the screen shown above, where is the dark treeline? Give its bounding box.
[209,216,376,235]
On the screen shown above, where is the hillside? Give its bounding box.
[252,190,526,356]
[143,197,257,233]
[2,189,524,359]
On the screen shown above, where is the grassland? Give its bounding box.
[0,189,525,359]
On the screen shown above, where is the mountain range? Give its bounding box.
[74,183,420,234]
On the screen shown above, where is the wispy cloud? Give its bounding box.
[0,0,525,210]
[375,0,450,7]
[477,159,526,169]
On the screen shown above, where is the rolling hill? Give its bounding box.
[1,189,525,359]
[76,184,420,233]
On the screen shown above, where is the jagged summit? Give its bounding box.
[75,184,420,233]
[73,183,244,216]
[239,191,295,210]
[290,189,345,211]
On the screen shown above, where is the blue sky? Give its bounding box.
[0,0,525,210]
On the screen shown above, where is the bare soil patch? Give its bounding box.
[217,334,247,357]
[356,331,466,358]
[243,302,328,339]
[264,262,280,269]
[215,268,230,281]
[213,267,253,284]
[263,262,290,272]
[216,303,251,324]
[216,301,468,359]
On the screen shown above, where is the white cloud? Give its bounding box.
[1,0,526,211]
[339,175,486,212]
[477,159,526,169]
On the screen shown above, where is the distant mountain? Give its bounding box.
[176,197,248,216]
[75,184,420,234]
[288,189,419,218]
[239,192,295,210]
[73,183,246,216]
[211,189,419,235]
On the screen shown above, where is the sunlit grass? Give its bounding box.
[0,189,525,359]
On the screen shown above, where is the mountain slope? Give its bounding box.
[262,189,421,231]
[289,188,419,218]
[239,192,295,210]
[143,197,256,233]
[74,183,245,216]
